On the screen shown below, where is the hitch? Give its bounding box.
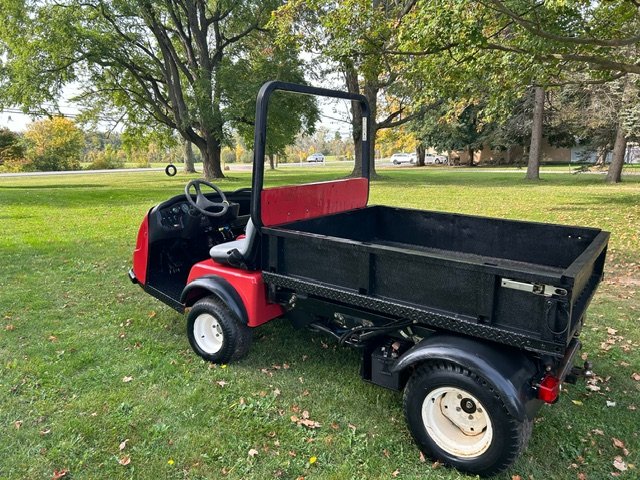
[564,361,594,385]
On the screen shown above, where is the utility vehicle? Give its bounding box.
[129,82,608,476]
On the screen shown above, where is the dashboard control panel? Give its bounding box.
[159,202,196,229]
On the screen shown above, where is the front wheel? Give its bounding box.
[186,296,252,364]
[403,362,532,477]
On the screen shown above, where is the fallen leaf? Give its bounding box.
[511,476,522,480]
[612,438,630,456]
[216,380,228,387]
[606,400,616,407]
[40,429,51,436]
[632,373,640,381]
[391,469,400,477]
[577,473,587,480]
[48,335,57,342]
[586,384,601,392]
[432,460,442,469]
[607,327,618,335]
[148,311,156,318]
[5,324,15,331]
[348,423,357,433]
[592,429,605,436]
[14,420,22,429]
[273,388,281,396]
[248,448,259,458]
[122,376,133,383]
[119,439,129,451]
[613,456,627,472]
[419,451,425,463]
[52,469,68,479]
[118,455,131,466]
[572,400,583,406]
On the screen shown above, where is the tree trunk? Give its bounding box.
[268,153,275,170]
[344,60,378,178]
[595,146,608,167]
[467,146,475,166]
[183,139,196,173]
[416,144,425,166]
[199,139,224,179]
[526,86,545,180]
[505,146,511,165]
[606,123,627,183]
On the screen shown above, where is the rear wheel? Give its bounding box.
[186,296,252,363]
[403,362,532,477]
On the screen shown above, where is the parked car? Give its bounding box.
[424,153,447,164]
[391,152,414,165]
[306,153,325,163]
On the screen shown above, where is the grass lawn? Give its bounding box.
[1,167,639,480]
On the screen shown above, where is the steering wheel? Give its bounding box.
[184,179,230,217]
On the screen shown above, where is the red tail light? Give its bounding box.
[538,375,560,403]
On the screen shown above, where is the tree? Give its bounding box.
[0,0,314,179]
[23,117,84,171]
[274,0,424,178]
[0,128,24,167]
[391,1,640,180]
[413,104,492,166]
[526,87,545,180]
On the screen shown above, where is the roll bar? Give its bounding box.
[250,81,371,227]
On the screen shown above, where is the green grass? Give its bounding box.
[1,168,639,480]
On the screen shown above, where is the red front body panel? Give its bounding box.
[187,259,284,327]
[132,215,149,285]
[260,177,368,226]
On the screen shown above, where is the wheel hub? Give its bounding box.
[421,386,493,458]
[193,313,224,354]
[461,397,477,414]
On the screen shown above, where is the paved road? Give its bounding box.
[0,167,165,178]
[1,163,637,177]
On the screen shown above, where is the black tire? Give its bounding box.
[165,164,178,176]
[403,362,532,477]
[186,296,252,363]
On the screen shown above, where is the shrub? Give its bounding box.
[86,145,126,170]
[0,128,25,170]
[24,117,84,171]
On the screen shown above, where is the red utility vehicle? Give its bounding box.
[130,82,608,476]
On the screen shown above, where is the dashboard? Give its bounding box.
[159,201,198,230]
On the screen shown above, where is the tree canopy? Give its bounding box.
[0,0,317,178]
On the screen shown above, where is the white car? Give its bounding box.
[391,153,415,165]
[306,153,325,163]
[424,154,447,164]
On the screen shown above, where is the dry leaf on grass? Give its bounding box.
[632,373,640,381]
[613,456,627,471]
[14,420,22,429]
[391,469,400,477]
[216,380,228,387]
[52,469,69,479]
[119,439,129,451]
[248,448,259,458]
[612,438,630,456]
[122,376,133,383]
[118,455,131,466]
[290,415,321,429]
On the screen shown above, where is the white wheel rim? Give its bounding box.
[421,387,493,459]
[193,313,224,354]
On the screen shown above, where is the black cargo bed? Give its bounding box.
[261,205,609,356]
